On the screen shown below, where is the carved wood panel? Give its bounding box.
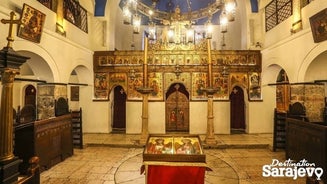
[166,84,189,132]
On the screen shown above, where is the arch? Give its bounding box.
[24,84,37,107]
[303,50,327,82]
[17,51,54,82]
[298,41,327,82]
[69,65,93,85]
[14,41,60,82]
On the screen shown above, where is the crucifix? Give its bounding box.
[1,11,22,49]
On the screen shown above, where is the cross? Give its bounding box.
[1,11,22,49]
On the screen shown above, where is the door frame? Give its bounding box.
[111,85,127,132]
[229,85,249,133]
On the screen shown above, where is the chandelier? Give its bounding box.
[122,0,237,43]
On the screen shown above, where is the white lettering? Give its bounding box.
[271,159,279,167]
[262,165,271,177]
[271,167,282,177]
[315,168,323,180]
[262,159,324,180]
[297,168,306,177]
[306,167,315,177]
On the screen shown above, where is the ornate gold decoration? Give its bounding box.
[1,11,22,48]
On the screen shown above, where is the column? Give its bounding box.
[137,35,153,145]
[0,69,18,161]
[204,38,217,145]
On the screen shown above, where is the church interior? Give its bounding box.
[0,0,327,183]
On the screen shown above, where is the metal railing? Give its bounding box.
[265,0,292,32]
[37,0,88,33]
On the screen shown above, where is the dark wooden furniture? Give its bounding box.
[17,156,40,184]
[286,118,327,183]
[71,108,83,149]
[273,109,287,151]
[14,114,73,172]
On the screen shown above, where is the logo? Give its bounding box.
[262,159,324,180]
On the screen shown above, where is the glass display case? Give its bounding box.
[143,135,205,163]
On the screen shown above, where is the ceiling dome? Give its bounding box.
[118,0,223,25]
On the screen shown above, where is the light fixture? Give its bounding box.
[148,23,156,40]
[120,0,237,44]
[205,20,213,39]
[186,27,194,43]
[133,14,141,34]
[168,28,175,43]
[123,5,132,24]
[220,11,228,33]
[224,0,236,21]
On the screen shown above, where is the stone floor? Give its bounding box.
[40,133,307,184]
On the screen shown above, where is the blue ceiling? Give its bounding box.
[94,0,259,22]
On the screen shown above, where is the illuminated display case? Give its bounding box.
[143,135,205,163]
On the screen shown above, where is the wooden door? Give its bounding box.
[230,86,245,131]
[166,83,189,132]
[113,86,126,130]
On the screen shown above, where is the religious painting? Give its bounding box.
[185,54,192,65]
[144,136,203,155]
[98,56,114,66]
[177,55,184,65]
[18,4,46,43]
[127,73,143,100]
[166,83,190,132]
[169,55,177,65]
[229,73,248,91]
[94,73,109,100]
[248,72,262,100]
[193,55,201,65]
[148,73,163,101]
[164,73,191,92]
[191,73,207,100]
[174,137,203,155]
[162,55,169,65]
[109,73,127,92]
[70,86,79,101]
[153,54,162,65]
[310,8,327,43]
[145,137,173,154]
[213,73,229,100]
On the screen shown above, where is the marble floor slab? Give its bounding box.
[40,134,307,184]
